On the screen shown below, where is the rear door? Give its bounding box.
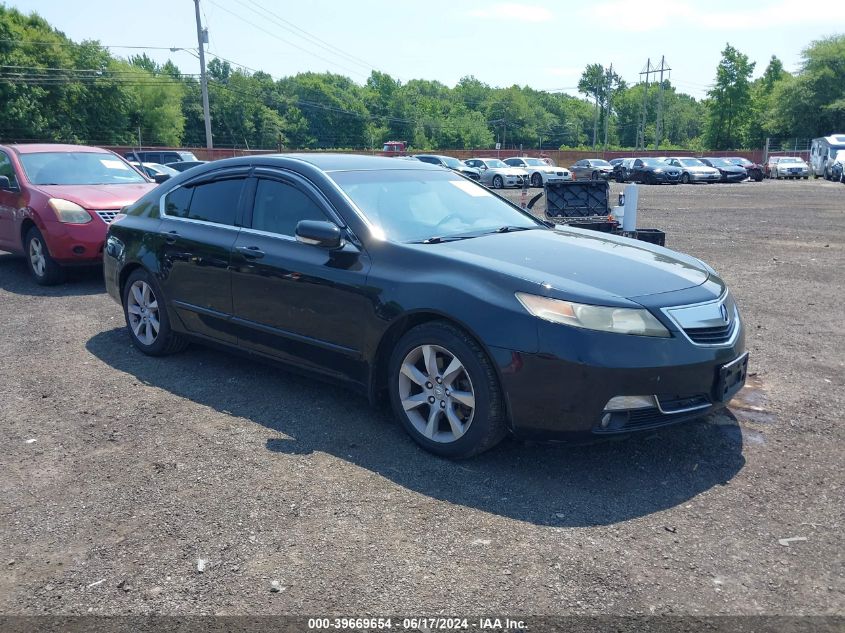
[229,169,372,385]
[157,170,249,344]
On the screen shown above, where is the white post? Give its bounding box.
[622,183,639,232]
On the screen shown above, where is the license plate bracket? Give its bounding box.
[716,352,749,403]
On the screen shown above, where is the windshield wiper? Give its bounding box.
[491,225,533,234]
[410,234,476,244]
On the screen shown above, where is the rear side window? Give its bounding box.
[251,179,328,236]
[186,178,244,226]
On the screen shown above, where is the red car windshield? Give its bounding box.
[19,152,147,186]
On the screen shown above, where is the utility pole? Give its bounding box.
[637,58,651,151]
[654,56,671,151]
[194,0,213,150]
[592,91,599,151]
[603,64,613,151]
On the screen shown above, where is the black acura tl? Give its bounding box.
[104,154,747,458]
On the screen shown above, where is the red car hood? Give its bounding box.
[34,183,157,210]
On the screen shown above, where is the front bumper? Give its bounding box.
[489,314,746,439]
[688,171,722,182]
[41,216,110,263]
[721,172,748,182]
[651,171,682,183]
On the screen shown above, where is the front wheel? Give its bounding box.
[25,226,65,285]
[530,172,543,188]
[681,173,691,184]
[388,321,507,458]
[492,175,504,189]
[615,172,626,183]
[122,268,188,356]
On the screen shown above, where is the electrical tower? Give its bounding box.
[637,57,671,151]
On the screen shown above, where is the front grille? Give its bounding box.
[595,405,711,434]
[656,394,711,413]
[96,210,120,224]
[684,321,736,345]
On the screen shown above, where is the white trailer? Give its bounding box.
[810,134,845,179]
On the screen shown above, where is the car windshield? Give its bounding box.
[679,158,705,166]
[590,159,611,167]
[640,158,664,167]
[524,158,546,166]
[778,157,801,164]
[728,157,752,166]
[178,151,198,161]
[441,156,463,169]
[482,159,508,168]
[707,158,732,167]
[145,163,180,176]
[331,169,540,243]
[20,152,147,185]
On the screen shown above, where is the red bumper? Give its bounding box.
[41,218,109,264]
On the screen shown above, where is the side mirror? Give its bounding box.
[295,220,344,249]
[153,174,171,184]
[0,176,12,190]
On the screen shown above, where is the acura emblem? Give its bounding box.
[720,303,729,323]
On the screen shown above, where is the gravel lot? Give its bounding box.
[1,178,843,618]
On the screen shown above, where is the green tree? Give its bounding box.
[704,44,756,149]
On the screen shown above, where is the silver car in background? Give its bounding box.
[569,158,614,180]
[503,156,571,187]
[770,156,810,179]
[663,157,722,184]
[463,157,529,189]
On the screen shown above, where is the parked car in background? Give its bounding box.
[463,158,529,189]
[503,156,571,187]
[698,158,748,183]
[609,158,624,168]
[0,143,156,284]
[104,153,746,458]
[768,156,810,180]
[809,134,845,179]
[129,161,179,183]
[611,158,635,182]
[614,157,682,184]
[164,160,207,173]
[569,158,613,180]
[124,150,199,164]
[830,156,844,183]
[414,154,481,181]
[724,157,764,182]
[663,157,722,184]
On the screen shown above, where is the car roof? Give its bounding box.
[3,143,113,155]
[279,153,441,172]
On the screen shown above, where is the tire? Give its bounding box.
[492,175,504,189]
[388,321,507,459]
[591,171,599,180]
[646,172,656,185]
[681,172,691,184]
[530,172,543,188]
[754,171,763,182]
[615,172,626,183]
[24,226,65,285]
[122,268,188,356]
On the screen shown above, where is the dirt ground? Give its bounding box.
[0,178,843,618]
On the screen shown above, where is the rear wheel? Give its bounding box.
[530,172,543,188]
[122,268,188,356]
[388,321,507,458]
[492,175,504,189]
[616,171,626,183]
[25,226,65,285]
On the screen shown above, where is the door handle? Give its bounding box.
[236,245,265,259]
[164,230,179,245]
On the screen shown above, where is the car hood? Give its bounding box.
[420,227,710,304]
[713,164,746,173]
[647,165,682,173]
[34,183,158,209]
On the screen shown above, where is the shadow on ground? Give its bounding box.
[0,252,104,296]
[87,327,745,527]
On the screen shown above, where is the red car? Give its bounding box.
[0,144,156,284]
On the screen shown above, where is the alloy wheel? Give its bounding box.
[28,237,46,278]
[398,344,476,444]
[127,280,160,346]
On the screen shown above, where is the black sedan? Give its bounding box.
[724,157,764,182]
[614,158,682,184]
[698,158,748,183]
[103,155,746,458]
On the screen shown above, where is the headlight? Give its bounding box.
[515,292,670,337]
[48,198,92,224]
[653,168,663,173]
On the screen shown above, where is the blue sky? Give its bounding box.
[11,0,845,100]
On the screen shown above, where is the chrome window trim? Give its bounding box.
[660,290,741,348]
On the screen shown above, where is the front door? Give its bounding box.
[157,174,248,344]
[229,172,372,385]
[0,150,22,251]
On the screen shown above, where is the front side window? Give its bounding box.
[185,178,244,226]
[0,151,19,188]
[251,179,328,236]
[19,152,147,185]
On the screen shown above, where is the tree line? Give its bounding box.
[1,6,842,152]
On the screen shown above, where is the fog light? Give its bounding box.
[72,245,85,255]
[600,413,612,428]
[603,395,656,411]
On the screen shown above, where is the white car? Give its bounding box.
[463,158,530,189]
[769,156,810,179]
[503,156,572,187]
